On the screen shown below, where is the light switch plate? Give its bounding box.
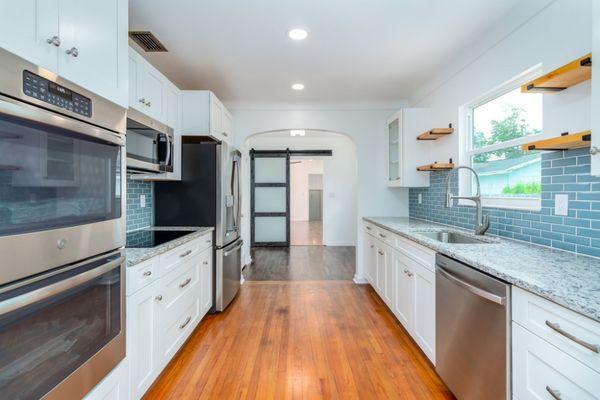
[140,194,146,208]
[554,194,568,216]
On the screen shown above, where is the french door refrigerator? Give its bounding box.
[154,137,241,312]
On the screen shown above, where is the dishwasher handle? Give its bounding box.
[437,266,506,305]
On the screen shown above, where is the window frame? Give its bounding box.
[459,66,545,211]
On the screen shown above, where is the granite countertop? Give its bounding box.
[125,226,214,267]
[363,217,600,323]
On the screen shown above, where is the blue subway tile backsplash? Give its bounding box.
[126,177,153,232]
[409,149,600,258]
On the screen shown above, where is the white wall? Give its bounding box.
[233,109,409,282]
[410,0,592,166]
[290,159,323,222]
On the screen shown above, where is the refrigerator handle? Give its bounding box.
[231,158,240,232]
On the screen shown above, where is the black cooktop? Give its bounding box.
[126,229,192,248]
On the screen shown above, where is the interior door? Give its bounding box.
[250,149,290,246]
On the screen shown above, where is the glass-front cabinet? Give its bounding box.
[388,114,401,184]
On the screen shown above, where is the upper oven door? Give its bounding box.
[0,94,126,286]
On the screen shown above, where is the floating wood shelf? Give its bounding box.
[417,162,455,171]
[522,54,592,93]
[417,125,454,140]
[521,131,591,151]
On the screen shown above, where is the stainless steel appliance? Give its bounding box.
[435,254,511,400]
[126,108,174,174]
[0,48,126,399]
[154,138,242,312]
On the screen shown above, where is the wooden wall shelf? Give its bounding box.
[522,54,592,93]
[521,131,591,151]
[417,124,454,140]
[417,162,454,171]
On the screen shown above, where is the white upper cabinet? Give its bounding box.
[182,90,234,144]
[592,0,600,176]
[386,108,434,188]
[0,0,59,72]
[128,47,167,123]
[0,0,128,107]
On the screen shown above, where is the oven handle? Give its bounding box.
[0,256,124,316]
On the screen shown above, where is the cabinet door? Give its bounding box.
[382,244,395,309]
[0,0,58,72]
[200,248,213,315]
[394,251,413,331]
[411,261,435,363]
[58,0,128,107]
[363,234,375,285]
[592,0,600,176]
[375,243,385,296]
[140,67,165,122]
[386,112,402,186]
[127,281,160,400]
[209,93,223,140]
[128,52,143,111]
[222,108,233,143]
[166,84,180,131]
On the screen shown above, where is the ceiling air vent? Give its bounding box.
[129,31,168,52]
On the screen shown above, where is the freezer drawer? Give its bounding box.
[215,239,242,312]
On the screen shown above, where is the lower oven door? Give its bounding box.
[0,250,126,400]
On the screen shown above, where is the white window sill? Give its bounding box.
[458,197,541,212]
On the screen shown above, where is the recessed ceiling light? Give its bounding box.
[291,83,305,90]
[288,28,308,41]
[290,130,306,136]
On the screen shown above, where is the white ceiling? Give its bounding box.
[129,0,524,106]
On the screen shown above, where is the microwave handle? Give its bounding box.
[165,135,172,166]
[0,256,124,316]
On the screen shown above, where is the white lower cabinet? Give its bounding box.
[83,359,129,400]
[363,221,436,364]
[513,323,600,400]
[127,234,213,400]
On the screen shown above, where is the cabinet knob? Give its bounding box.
[139,98,146,104]
[146,101,151,107]
[155,294,163,301]
[143,271,152,277]
[203,261,209,265]
[66,47,79,57]
[46,36,61,47]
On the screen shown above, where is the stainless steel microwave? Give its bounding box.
[126,108,174,174]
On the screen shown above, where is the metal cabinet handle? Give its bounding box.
[146,101,151,107]
[203,261,209,265]
[545,320,600,353]
[139,98,146,105]
[366,226,372,230]
[379,233,386,238]
[407,271,413,277]
[179,316,192,329]
[179,278,192,288]
[370,245,374,248]
[46,36,61,47]
[546,386,562,400]
[179,250,192,258]
[155,294,163,301]
[143,271,152,277]
[378,251,384,255]
[65,47,79,57]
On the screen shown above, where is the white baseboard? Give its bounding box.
[353,274,368,284]
[324,242,356,247]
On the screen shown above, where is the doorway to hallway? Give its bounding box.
[290,158,323,246]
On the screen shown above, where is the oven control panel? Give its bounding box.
[22,70,92,118]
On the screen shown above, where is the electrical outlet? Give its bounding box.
[554,194,568,216]
[140,194,146,208]
[418,193,423,204]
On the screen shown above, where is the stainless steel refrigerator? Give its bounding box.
[154,137,241,311]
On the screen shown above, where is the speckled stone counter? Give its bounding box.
[125,226,214,267]
[363,217,600,322]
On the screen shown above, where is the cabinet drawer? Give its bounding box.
[159,237,202,277]
[127,257,159,295]
[364,221,377,235]
[395,235,435,272]
[160,295,201,365]
[513,287,600,373]
[374,227,395,246]
[513,322,600,400]
[161,256,201,313]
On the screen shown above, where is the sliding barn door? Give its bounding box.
[250,149,290,246]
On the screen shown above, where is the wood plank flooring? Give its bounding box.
[291,220,323,245]
[143,281,454,400]
[244,246,355,281]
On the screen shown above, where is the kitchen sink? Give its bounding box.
[416,231,488,244]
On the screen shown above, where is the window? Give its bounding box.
[462,82,544,210]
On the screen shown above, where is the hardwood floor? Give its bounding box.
[244,246,355,281]
[291,220,323,245]
[143,281,454,400]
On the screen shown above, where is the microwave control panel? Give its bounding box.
[22,70,92,118]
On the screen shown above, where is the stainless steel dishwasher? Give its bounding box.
[435,254,511,400]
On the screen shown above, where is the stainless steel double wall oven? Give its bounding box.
[0,48,127,399]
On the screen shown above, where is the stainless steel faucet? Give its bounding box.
[444,166,490,235]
